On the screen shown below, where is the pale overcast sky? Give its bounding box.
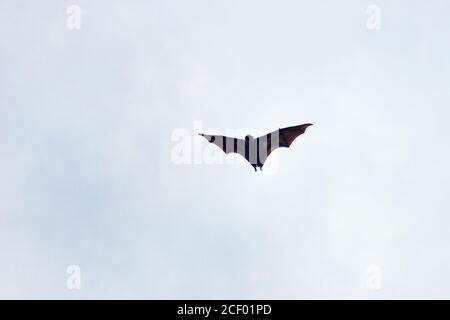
[1,0,450,299]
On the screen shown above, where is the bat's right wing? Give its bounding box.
[199,134,246,159]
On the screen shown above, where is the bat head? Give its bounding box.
[198,133,215,142]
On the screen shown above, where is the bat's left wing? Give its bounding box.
[257,123,313,166]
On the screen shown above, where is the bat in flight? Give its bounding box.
[199,123,313,171]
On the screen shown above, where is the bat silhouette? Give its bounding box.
[199,123,312,171]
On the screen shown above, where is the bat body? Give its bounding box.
[199,123,312,171]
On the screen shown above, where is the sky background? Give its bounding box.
[1,0,450,299]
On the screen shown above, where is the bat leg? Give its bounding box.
[252,165,257,172]
[257,162,263,171]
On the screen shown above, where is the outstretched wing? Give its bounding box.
[278,123,313,148]
[199,134,246,158]
[257,123,313,166]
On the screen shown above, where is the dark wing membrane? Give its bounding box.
[257,123,312,165]
[199,134,246,158]
[279,123,313,147]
